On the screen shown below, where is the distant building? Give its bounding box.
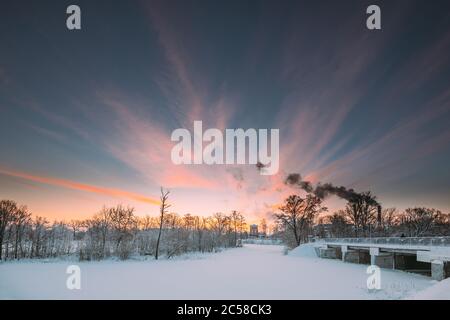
[313,223,333,238]
[249,224,258,238]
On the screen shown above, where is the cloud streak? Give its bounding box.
[0,167,160,206]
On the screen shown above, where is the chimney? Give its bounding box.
[377,205,382,227]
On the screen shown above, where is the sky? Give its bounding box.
[0,0,449,222]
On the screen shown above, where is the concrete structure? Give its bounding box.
[318,246,341,259]
[315,237,450,281]
[393,253,407,270]
[341,245,370,264]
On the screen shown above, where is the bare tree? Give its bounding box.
[68,219,82,240]
[345,191,378,237]
[140,215,158,231]
[155,187,170,260]
[193,216,207,251]
[31,216,49,258]
[433,212,450,236]
[379,208,398,236]
[238,214,246,238]
[274,194,327,247]
[328,210,350,238]
[12,205,31,259]
[230,211,243,246]
[401,207,439,236]
[108,205,135,249]
[0,200,17,260]
[211,212,227,248]
[92,208,111,258]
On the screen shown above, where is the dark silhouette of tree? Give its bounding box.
[274,194,327,247]
[433,212,450,236]
[155,187,170,260]
[108,205,136,251]
[230,211,245,246]
[379,208,398,236]
[345,191,378,237]
[401,207,439,236]
[328,210,350,238]
[12,205,31,259]
[0,200,18,260]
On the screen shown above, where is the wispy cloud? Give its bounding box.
[0,167,160,206]
[143,1,204,125]
[96,92,222,190]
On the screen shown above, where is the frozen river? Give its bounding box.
[0,244,437,299]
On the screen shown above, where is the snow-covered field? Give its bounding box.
[0,244,445,299]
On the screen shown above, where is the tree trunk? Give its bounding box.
[155,188,169,260]
[0,235,3,260]
[14,226,19,259]
[155,217,163,260]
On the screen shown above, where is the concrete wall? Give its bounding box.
[445,262,450,279]
[319,247,340,259]
[432,261,445,281]
[318,242,450,281]
[394,254,407,270]
[359,251,371,264]
[343,250,360,263]
[314,247,321,257]
[342,250,370,264]
[431,261,450,281]
[372,254,394,269]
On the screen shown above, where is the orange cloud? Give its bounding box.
[0,167,160,206]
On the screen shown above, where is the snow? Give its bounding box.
[0,244,442,299]
[408,278,450,300]
[288,242,318,258]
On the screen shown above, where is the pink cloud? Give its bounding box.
[0,166,160,206]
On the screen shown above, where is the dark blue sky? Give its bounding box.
[0,0,449,220]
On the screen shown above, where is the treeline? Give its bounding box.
[273,192,450,248]
[0,196,247,261]
[3,189,449,258]
[323,206,450,239]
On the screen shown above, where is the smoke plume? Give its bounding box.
[284,173,362,202]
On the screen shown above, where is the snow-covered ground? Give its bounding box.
[0,244,443,299]
[407,278,450,300]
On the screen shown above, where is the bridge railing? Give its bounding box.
[322,237,450,247]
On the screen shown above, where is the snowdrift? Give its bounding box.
[288,242,319,258]
[408,278,450,300]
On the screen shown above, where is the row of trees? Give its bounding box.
[0,191,247,261]
[2,189,449,257]
[325,206,450,239]
[273,191,450,248]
